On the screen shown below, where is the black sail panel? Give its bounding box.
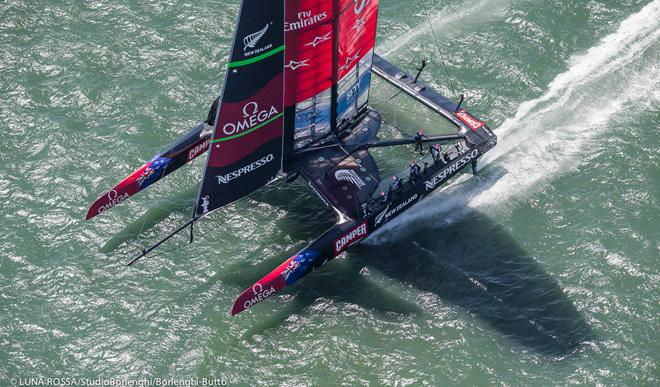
[195,0,285,217]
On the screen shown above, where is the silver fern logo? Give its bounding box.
[243,24,271,55]
[335,169,366,188]
[375,204,390,226]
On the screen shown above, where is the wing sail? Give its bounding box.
[283,0,380,156]
[194,0,286,218]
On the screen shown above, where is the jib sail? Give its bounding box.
[195,0,285,217]
[283,0,379,154]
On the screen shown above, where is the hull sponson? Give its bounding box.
[85,123,211,220]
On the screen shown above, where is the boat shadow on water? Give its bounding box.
[351,211,595,357]
[234,209,594,357]
[101,170,593,356]
[234,174,593,357]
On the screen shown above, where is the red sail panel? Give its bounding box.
[337,0,378,79]
[284,0,334,106]
[195,0,285,217]
[284,0,335,151]
[283,0,379,154]
[336,0,379,126]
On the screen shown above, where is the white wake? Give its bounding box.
[376,0,510,58]
[369,0,660,242]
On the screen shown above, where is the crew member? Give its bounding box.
[409,161,421,182]
[414,129,427,155]
[390,175,403,193]
[430,143,442,163]
[379,191,389,204]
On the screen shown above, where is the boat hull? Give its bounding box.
[85,123,212,220]
[231,135,496,315]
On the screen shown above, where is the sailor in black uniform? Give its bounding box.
[379,191,389,204]
[390,175,403,194]
[454,141,463,154]
[409,161,422,183]
[414,129,427,155]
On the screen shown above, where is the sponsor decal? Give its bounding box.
[454,109,484,130]
[345,82,360,100]
[353,17,366,31]
[243,24,272,57]
[335,169,365,189]
[187,139,210,161]
[136,167,154,187]
[286,10,328,32]
[354,0,369,14]
[285,59,310,71]
[98,189,130,214]
[375,194,419,226]
[424,149,479,191]
[339,51,361,71]
[305,31,332,48]
[374,204,390,226]
[137,157,171,189]
[242,282,278,310]
[335,221,368,255]
[281,259,300,281]
[281,251,320,284]
[222,102,280,136]
[215,154,275,184]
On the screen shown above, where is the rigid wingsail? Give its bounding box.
[86,0,497,316]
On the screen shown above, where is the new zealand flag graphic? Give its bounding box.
[281,250,320,285]
[137,157,172,189]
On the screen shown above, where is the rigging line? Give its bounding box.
[427,15,457,97]
[371,89,404,109]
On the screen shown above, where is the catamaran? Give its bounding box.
[86,0,497,315]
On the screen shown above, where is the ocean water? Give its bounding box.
[1,0,658,385]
